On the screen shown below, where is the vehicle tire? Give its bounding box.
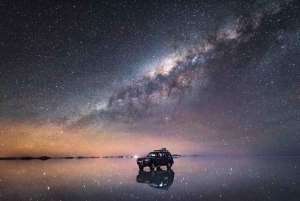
[139,166,144,170]
[150,163,155,171]
[167,162,172,169]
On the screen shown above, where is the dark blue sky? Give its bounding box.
[0,0,299,156]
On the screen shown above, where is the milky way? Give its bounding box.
[1,0,299,156]
[105,4,269,118]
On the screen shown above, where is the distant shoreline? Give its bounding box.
[0,155,299,160]
[0,156,100,160]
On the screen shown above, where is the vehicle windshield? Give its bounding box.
[147,152,157,157]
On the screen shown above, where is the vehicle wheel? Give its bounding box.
[139,166,144,170]
[167,162,172,169]
[150,163,155,171]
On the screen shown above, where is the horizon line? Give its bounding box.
[0,154,299,161]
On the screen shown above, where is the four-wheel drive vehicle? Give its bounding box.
[136,148,174,170]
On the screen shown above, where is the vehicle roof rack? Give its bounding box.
[153,148,169,152]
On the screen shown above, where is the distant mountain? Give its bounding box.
[0,156,100,160]
[76,156,100,159]
[0,156,51,160]
[38,156,51,160]
[20,156,35,160]
[102,156,133,158]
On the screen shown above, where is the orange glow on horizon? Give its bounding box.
[0,120,214,157]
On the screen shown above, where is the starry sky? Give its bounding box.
[1,0,300,157]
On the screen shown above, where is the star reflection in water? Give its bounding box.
[0,157,299,200]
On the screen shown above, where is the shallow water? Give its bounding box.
[0,156,299,200]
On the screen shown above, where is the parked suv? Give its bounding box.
[136,148,174,170]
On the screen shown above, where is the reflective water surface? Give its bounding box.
[0,157,299,200]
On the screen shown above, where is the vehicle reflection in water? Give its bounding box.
[136,168,175,190]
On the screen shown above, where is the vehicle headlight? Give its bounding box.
[145,158,150,161]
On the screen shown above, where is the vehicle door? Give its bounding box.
[161,153,167,165]
[156,153,163,166]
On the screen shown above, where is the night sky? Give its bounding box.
[1,0,300,157]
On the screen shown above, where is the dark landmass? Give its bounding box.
[0,156,100,160]
[0,156,52,160]
[0,157,17,160]
[102,156,133,158]
[75,156,100,159]
[59,157,75,159]
[38,156,51,160]
[20,156,35,160]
